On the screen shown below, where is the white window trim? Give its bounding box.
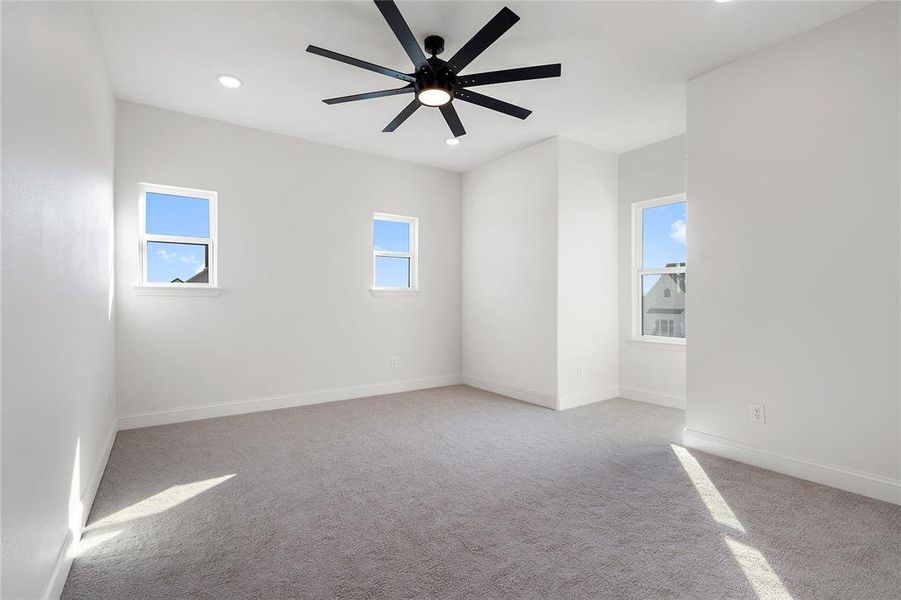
[371,212,419,294]
[133,285,222,297]
[136,183,219,293]
[632,194,686,345]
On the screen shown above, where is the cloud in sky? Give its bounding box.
[155,249,177,262]
[155,248,200,264]
[669,219,686,245]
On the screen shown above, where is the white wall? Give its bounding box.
[685,3,901,504]
[1,3,118,598]
[618,136,687,408]
[115,102,461,425]
[557,138,619,409]
[461,139,560,407]
[462,137,619,410]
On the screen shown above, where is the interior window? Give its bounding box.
[634,197,686,341]
[140,184,217,287]
[372,213,418,290]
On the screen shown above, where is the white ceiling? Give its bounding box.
[92,1,864,172]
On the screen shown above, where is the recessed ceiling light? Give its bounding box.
[445,137,460,146]
[715,0,731,3]
[217,74,242,89]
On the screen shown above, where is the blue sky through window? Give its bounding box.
[375,256,410,288]
[642,201,686,269]
[145,192,210,284]
[146,192,210,237]
[373,220,410,252]
[147,241,207,283]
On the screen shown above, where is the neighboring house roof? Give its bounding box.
[186,268,208,283]
[168,267,207,284]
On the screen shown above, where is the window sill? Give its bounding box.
[369,288,420,297]
[628,338,686,351]
[133,285,222,297]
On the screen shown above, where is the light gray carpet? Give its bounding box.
[63,386,900,599]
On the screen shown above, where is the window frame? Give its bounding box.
[138,182,218,290]
[371,212,418,293]
[632,194,686,345]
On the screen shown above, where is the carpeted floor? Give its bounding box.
[63,386,900,599]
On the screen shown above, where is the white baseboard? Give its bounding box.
[619,386,686,409]
[461,375,556,409]
[556,387,619,411]
[117,374,463,430]
[683,428,901,506]
[43,422,118,599]
[43,530,74,600]
[82,424,118,525]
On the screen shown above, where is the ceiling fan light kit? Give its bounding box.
[307,0,562,138]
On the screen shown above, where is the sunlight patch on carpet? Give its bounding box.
[71,529,124,558]
[724,535,793,599]
[89,474,235,528]
[670,444,745,533]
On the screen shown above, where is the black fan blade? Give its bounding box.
[458,64,561,87]
[439,104,466,137]
[454,89,531,120]
[374,0,430,72]
[446,7,520,73]
[307,45,415,82]
[383,99,421,132]
[323,85,414,105]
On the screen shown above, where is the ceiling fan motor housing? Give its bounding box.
[416,59,456,104]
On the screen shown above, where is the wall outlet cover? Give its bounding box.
[749,403,766,425]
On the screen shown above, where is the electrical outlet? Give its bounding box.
[391,356,399,369]
[576,366,584,379]
[749,403,766,425]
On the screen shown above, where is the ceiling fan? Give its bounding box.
[306,0,562,138]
